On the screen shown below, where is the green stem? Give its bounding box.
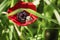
[24,26,33,37]
[9,25,14,40]
[14,24,26,40]
[44,0,60,25]
[10,0,14,7]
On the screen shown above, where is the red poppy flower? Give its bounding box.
[7,1,38,26]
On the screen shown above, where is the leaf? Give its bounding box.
[9,25,14,40]
[26,9,58,24]
[10,0,18,7]
[0,0,7,7]
[0,0,9,12]
[7,8,25,16]
[53,9,60,25]
[7,8,58,24]
[44,0,60,25]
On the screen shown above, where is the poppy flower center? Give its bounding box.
[17,11,30,23]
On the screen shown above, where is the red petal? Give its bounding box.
[8,1,36,13]
[27,2,36,11]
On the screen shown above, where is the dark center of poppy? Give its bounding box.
[17,11,29,23]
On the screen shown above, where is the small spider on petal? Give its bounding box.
[7,1,38,26]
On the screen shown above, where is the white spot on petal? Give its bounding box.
[26,16,32,21]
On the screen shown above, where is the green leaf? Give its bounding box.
[9,25,14,40]
[7,8,58,24]
[0,0,7,7]
[0,0,9,12]
[26,9,58,24]
[10,0,18,7]
[24,0,28,2]
[7,8,24,16]
[44,0,60,25]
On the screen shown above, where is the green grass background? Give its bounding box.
[0,0,60,40]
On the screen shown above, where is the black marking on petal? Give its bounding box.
[17,11,29,23]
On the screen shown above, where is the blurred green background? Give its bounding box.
[0,0,60,40]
